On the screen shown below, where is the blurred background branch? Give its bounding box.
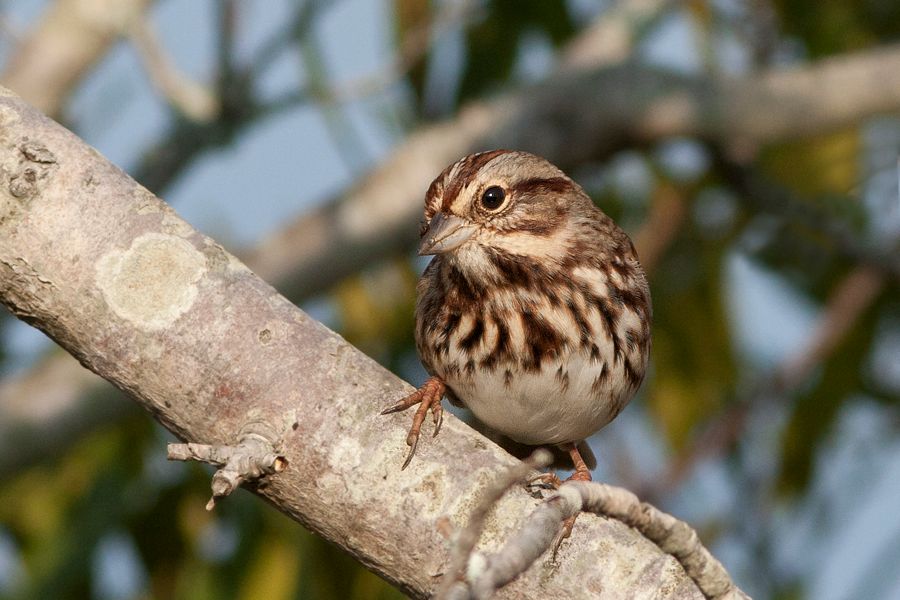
[0,0,153,118]
[128,16,219,122]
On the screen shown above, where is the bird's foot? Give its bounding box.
[524,443,593,559]
[381,376,445,469]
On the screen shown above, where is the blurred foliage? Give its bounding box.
[647,224,738,450]
[774,0,900,56]
[0,417,404,600]
[334,259,418,370]
[762,129,861,198]
[455,0,574,100]
[777,292,886,495]
[1,1,900,599]
[399,0,576,116]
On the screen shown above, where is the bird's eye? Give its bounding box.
[480,186,505,211]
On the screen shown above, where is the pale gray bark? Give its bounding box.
[0,87,704,598]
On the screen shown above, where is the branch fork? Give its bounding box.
[167,421,288,510]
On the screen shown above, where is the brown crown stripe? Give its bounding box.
[424,176,445,217]
[441,149,510,212]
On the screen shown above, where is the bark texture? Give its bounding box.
[0,87,703,598]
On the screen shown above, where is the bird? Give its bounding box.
[382,149,652,521]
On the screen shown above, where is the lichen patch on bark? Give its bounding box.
[95,233,207,330]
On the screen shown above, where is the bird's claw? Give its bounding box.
[525,472,563,491]
[552,515,578,560]
[432,401,443,437]
[402,436,419,470]
[381,377,446,469]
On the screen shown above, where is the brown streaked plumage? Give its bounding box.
[382,151,652,517]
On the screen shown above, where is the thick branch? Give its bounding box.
[0,87,702,598]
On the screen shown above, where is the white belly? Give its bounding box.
[443,351,628,445]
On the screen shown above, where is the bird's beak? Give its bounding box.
[418,212,476,256]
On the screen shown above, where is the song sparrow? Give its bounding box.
[383,150,651,492]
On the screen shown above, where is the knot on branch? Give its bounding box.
[167,422,287,510]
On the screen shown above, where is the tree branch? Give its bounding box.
[439,451,748,600]
[0,87,706,598]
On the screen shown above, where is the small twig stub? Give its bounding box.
[168,432,287,510]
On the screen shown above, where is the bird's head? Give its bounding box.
[419,150,598,271]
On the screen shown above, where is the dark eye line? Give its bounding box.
[508,176,574,197]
